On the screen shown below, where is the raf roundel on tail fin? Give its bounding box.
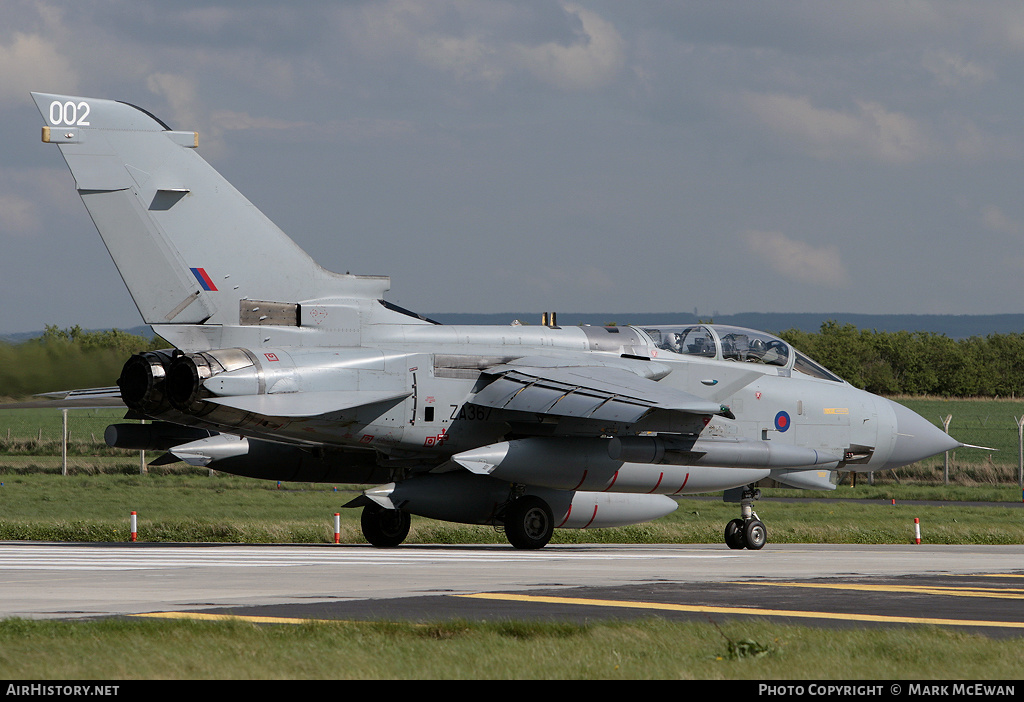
[31,92,389,331]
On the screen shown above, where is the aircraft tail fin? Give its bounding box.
[32,93,388,328]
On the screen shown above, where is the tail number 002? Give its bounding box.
[48,100,90,127]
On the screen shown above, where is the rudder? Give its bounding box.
[32,92,387,328]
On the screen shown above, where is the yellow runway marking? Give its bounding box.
[976,573,1024,579]
[725,581,1024,600]
[134,612,330,625]
[457,593,1024,630]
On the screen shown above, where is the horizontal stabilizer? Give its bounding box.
[204,390,411,417]
[0,386,125,409]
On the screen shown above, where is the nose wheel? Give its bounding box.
[723,486,767,550]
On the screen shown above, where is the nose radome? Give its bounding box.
[886,400,961,468]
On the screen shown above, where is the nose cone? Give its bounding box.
[886,400,960,467]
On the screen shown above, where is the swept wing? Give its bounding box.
[469,357,730,425]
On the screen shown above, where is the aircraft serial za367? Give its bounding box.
[31,92,964,550]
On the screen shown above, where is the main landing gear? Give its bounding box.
[356,494,556,550]
[502,495,554,550]
[723,486,767,550]
[360,503,411,548]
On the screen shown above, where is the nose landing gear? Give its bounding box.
[723,486,767,550]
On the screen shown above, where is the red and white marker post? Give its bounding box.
[914,517,921,545]
[130,511,138,542]
[334,513,341,544]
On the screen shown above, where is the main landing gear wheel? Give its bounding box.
[724,516,767,550]
[504,496,554,550]
[724,519,745,549]
[722,485,768,550]
[360,504,411,548]
[743,519,767,550]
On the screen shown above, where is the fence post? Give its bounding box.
[139,419,147,474]
[1016,415,1024,490]
[941,414,952,485]
[61,408,68,476]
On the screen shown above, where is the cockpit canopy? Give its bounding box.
[640,324,842,382]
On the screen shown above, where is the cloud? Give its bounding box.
[921,50,994,89]
[146,73,232,154]
[743,230,850,288]
[416,34,505,88]
[513,3,626,91]
[0,31,79,104]
[210,110,310,133]
[741,92,931,164]
[981,204,1023,236]
[336,1,625,92]
[0,168,78,238]
[146,73,202,127]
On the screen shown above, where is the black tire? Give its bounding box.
[743,519,767,550]
[504,496,554,550]
[724,518,746,549]
[360,504,411,548]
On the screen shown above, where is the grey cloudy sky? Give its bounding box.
[3,1,1024,333]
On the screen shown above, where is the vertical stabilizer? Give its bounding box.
[32,93,388,327]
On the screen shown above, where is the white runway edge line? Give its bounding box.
[0,544,742,570]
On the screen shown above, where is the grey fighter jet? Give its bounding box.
[31,93,962,549]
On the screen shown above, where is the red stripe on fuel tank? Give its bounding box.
[557,505,572,528]
[672,472,690,495]
[648,472,664,494]
[603,471,619,491]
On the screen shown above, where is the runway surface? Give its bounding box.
[1,541,1023,636]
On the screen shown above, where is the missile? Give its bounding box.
[450,436,773,494]
[155,433,389,483]
[452,435,839,476]
[170,434,250,467]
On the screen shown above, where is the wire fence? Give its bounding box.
[0,408,150,475]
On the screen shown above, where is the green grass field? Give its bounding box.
[1,616,1021,680]
[0,407,124,443]
[0,472,1021,545]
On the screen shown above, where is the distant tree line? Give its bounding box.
[0,326,164,399]
[779,321,1024,398]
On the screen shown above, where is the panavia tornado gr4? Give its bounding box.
[31,92,963,549]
